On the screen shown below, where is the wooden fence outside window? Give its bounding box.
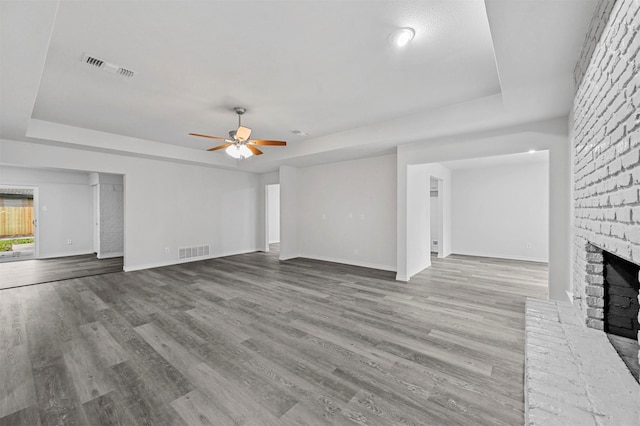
[0,198,34,238]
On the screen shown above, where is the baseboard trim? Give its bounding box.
[39,250,93,259]
[98,252,124,259]
[396,274,409,282]
[451,251,548,263]
[123,248,257,272]
[297,253,396,272]
[279,254,299,261]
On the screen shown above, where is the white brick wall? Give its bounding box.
[573,0,640,306]
[572,0,640,367]
[574,0,618,88]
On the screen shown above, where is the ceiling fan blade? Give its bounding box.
[248,140,287,146]
[207,143,232,152]
[189,133,228,141]
[245,144,263,155]
[236,126,252,142]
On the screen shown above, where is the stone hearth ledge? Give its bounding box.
[525,299,639,426]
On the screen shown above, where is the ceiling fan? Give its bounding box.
[189,107,286,159]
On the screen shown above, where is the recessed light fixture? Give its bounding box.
[291,130,309,136]
[388,27,415,47]
[528,149,536,154]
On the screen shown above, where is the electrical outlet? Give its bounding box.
[526,242,532,249]
[66,239,72,245]
[165,247,170,253]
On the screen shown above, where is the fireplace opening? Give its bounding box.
[604,251,640,338]
[603,250,639,382]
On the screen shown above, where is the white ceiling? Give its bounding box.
[0,0,597,173]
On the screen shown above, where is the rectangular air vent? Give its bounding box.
[82,53,135,78]
[118,68,135,78]
[83,54,104,68]
[179,245,210,260]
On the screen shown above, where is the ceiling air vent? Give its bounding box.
[83,54,104,68]
[118,68,135,78]
[81,53,136,78]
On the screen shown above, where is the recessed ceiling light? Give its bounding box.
[388,27,415,47]
[291,130,309,136]
[528,149,536,154]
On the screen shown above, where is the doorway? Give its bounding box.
[429,177,444,258]
[0,186,38,262]
[265,184,280,253]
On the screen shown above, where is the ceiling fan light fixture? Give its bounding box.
[189,107,286,157]
[226,144,253,159]
[389,27,415,47]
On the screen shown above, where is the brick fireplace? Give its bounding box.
[572,0,640,365]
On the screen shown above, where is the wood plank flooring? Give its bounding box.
[0,254,123,290]
[0,250,548,425]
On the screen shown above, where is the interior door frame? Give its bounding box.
[264,183,280,252]
[92,183,100,256]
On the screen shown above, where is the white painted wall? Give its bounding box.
[397,117,570,300]
[405,163,451,279]
[451,160,549,262]
[1,139,261,271]
[267,184,280,244]
[279,166,299,260]
[406,165,430,278]
[296,155,396,271]
[0,165,93,258]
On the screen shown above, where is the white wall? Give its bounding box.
[0,165,93,258]
[267,184,280,244]
[451,160,549,262]
[397,117,570,300]
[296,155,396,271]
[1,139,261,271]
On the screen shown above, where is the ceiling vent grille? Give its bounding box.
[83,54,104,68]
[118,68,135,78]
[82,53,135,78]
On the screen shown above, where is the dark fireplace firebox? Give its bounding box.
[604,251,640,339]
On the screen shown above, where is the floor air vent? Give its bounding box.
[179,245,210,260]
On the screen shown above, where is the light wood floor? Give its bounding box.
[0,254,123,290]
[0,251,548,425]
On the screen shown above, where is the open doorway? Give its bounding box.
[0,186,38,262]
[90,173,124,259]
[265,184,280,254]
[429,177,444,258]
